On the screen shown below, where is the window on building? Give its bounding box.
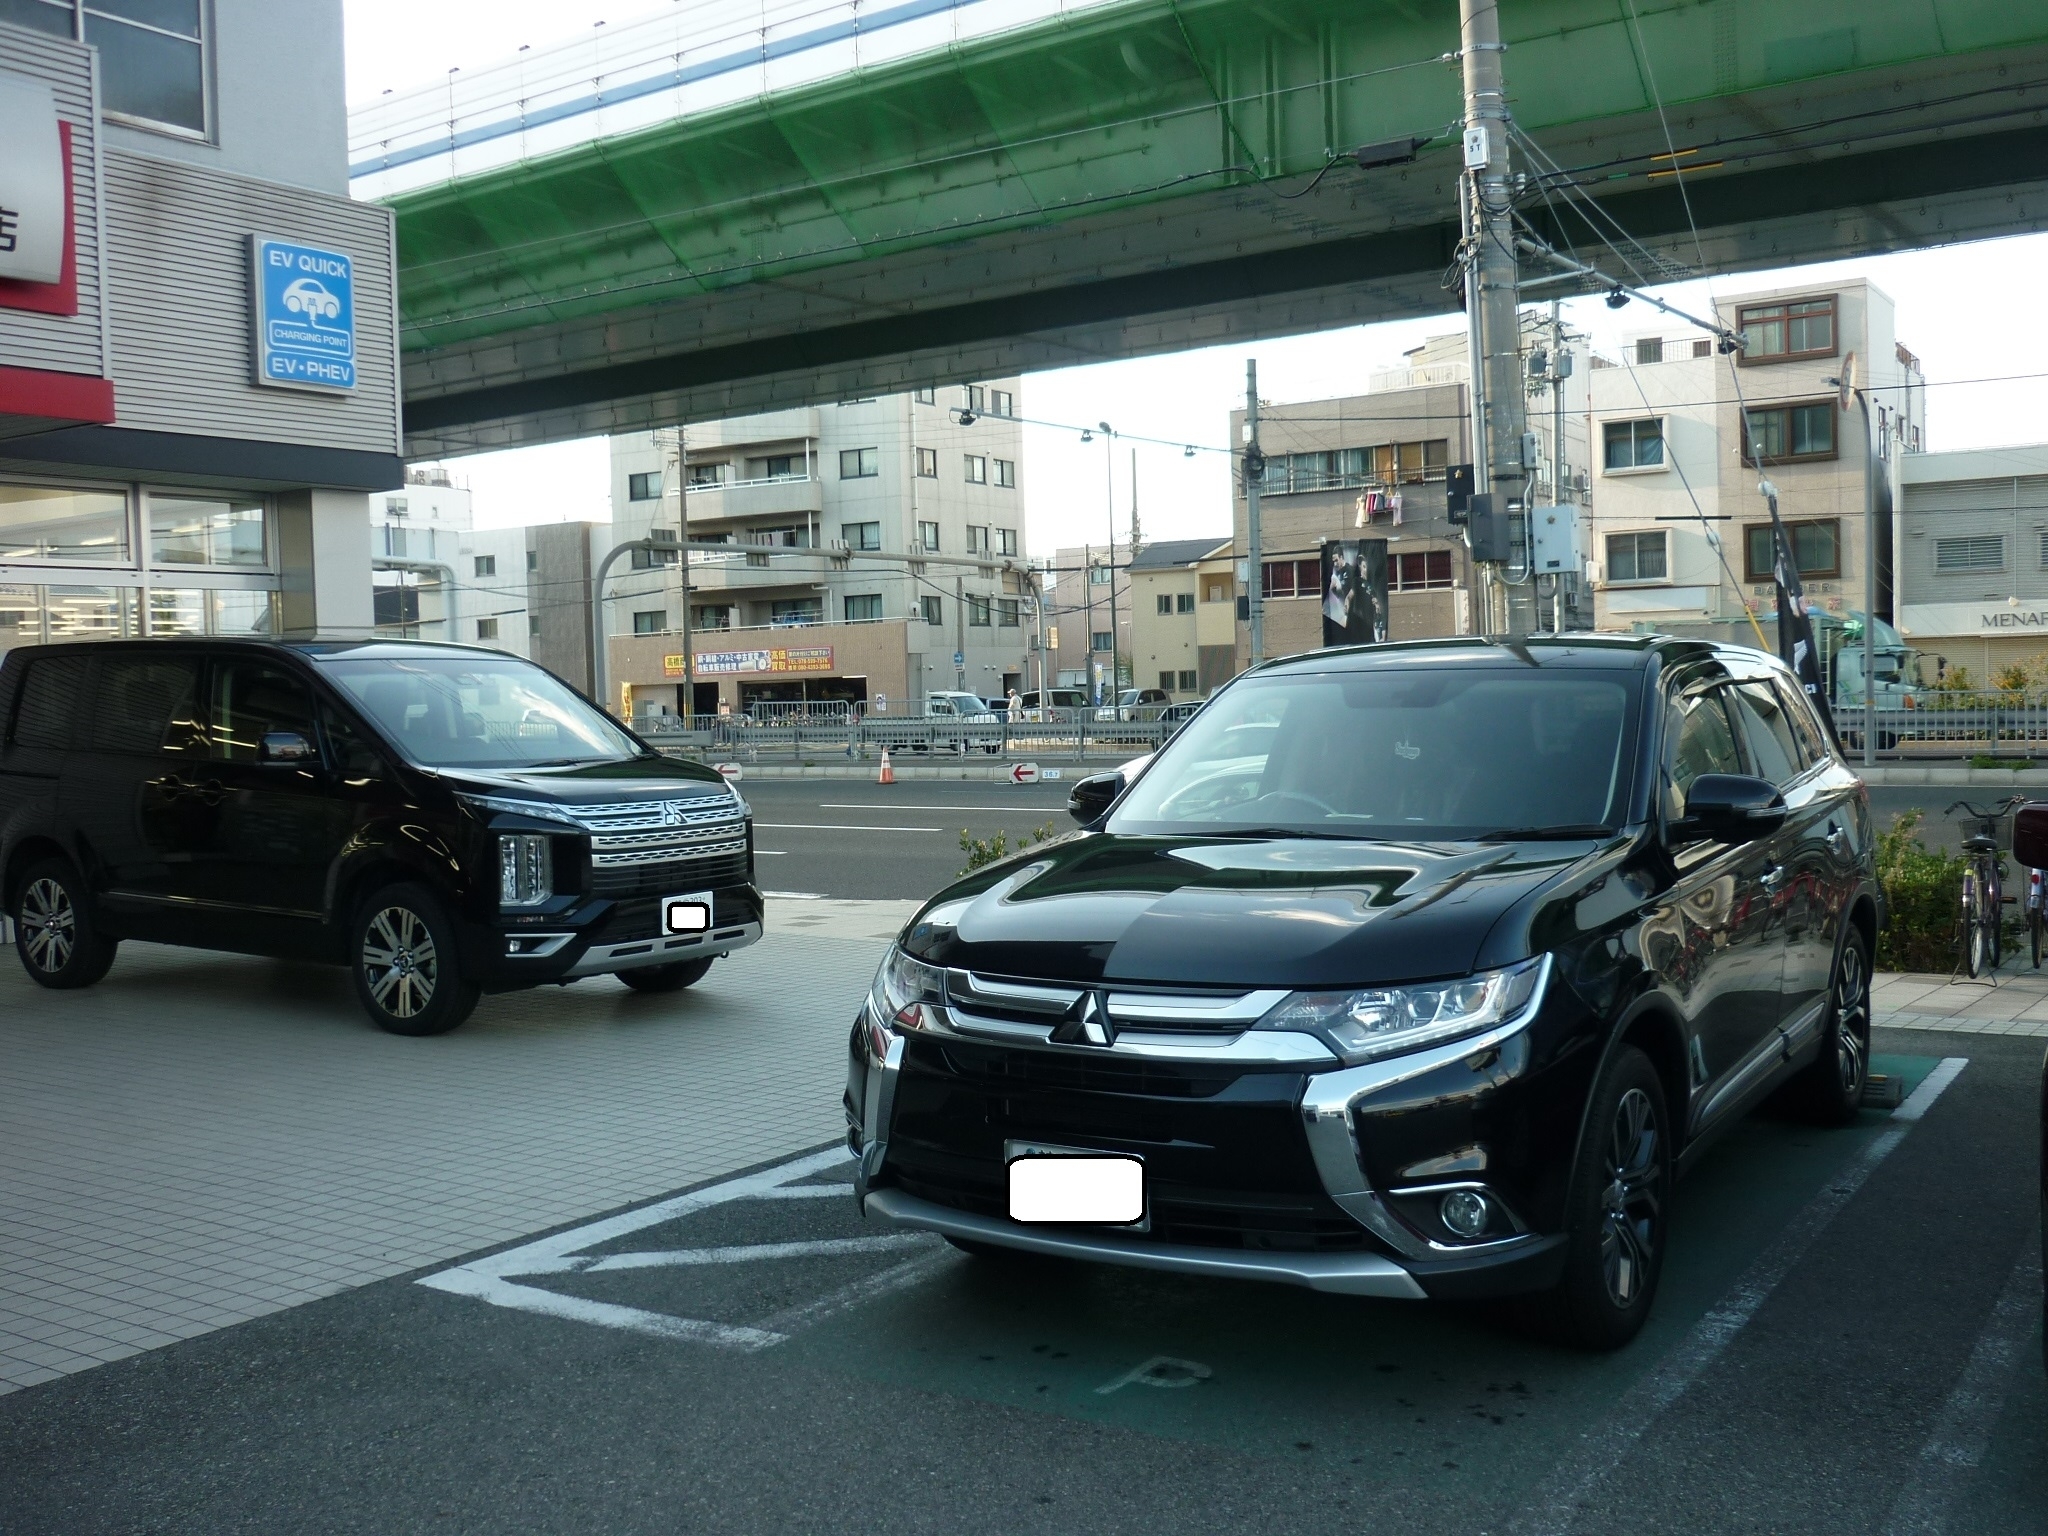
[1744,518,1840,583]
[997,598,1020,627]
[1635,338,1664,365]
[691,604,733,630]
[473,554,496,578]
[964,385,986,413]
[1159,669,1176,690]
[838,448,879,479]
[1176,591,1195,613]
[968,594,992,627]
[1935,535,2005,573]
[688,462,725,488]
[628,471,661,501]
[966,525,991,554]
[1091,630,1112,652]
[629,545,677,570]
[526,549,538,572]
[991,389,1014,417]
[841,521,881,552]
[1202,575,1232,603]
[994,458,1016,489]
[917,520,940,552]
[1604,419,1666,472]
[1260,558,1323,598]
[914,387,935,405]
[920,594,943,626]
[18,0,213,134]
[1738,296,1837,362]
[996,528,1017,556]
[528,613,542,638]
[633,610,666,635]
[753,454,801,481]
[964,455,988,485]
[476,617,500,641]
[1741,402,1837,464]
[915,447,937,478]
[148,496,265,568]
[770,598,823,625]
[1179,670,1198,691]
[1605,531,1668,584]
[1389,550,1456,591]
[1155,593,1173,615]
[1088,564,1112,586]
[1692,339,1713,358]
[844,594,883,623]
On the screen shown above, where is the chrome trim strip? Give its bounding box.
[945,970,1082,1013]
[1298,954,1553,1261]
[936,1008,1336,1064]
[561,920,762,977]
[589,834,749,868]
[1106,989,1291,1023]
[865,1187,1426,1298]
[1382,1179,1532,1240]
[505,933,575,959]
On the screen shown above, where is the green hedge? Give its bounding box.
[1875,810,1977,973]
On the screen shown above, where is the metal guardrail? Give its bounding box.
[1839,692,2048,753]
[636,716,1171,760]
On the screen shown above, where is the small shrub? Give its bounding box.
[1993,661,2032,695]
[960,821,1057,875]
[1874,809,1982,973]
[1968,754,2033,770]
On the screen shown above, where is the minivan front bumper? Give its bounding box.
[464,883,764,987]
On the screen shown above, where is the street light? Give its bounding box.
[591,529,681,719]
[1826,356,1877,767]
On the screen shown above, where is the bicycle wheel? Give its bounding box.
[1962,869,1987,978]
[2032,907,2042,970]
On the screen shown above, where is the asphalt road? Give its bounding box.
[745,779,1077,900]
[1,1030,2038,1536]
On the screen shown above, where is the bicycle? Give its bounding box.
[1947,796,2027,978]
[2029,864,2047,970]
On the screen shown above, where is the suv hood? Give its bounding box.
[903,832,1596,988]
[432,757,732,807]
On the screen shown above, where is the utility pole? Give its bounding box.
[1459,0,1528,637]
[662,427,695,719]
[1103,426,1119,699]
[1244,359,1265,665]
[954,573,967,693]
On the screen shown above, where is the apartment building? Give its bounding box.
[1128,538,1234,699]
[1587,278,1925,635]
[1041,542,1133,702]
[605,385,1032,715]
[369,470,529,655]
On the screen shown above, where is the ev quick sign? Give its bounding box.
[251,237,355,391]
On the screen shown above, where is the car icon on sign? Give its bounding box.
[281,277,342,323]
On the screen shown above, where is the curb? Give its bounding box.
[1855,765,2048,788]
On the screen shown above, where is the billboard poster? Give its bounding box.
[1321,539,1388,647]
[677,646,834,677]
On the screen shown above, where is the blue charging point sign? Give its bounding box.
[251,236,356,392]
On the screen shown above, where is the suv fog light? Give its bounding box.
[1440,1190,1490,1238]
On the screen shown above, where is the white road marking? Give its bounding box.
[1881,1245,2044,1535]
[1512,1056,1971,1536]
[1096,1356,1213,1394]
[762,890,825,899]
[756,1247,952,1336]
[756,822,943,833]
[755,849,789,855]
[416,1147,933,1351]
[816,803,1068,813]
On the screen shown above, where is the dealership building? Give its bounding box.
[0,1,391,660]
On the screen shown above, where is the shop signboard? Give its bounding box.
[0,71,65,287]
[250,236,356,391]
[670,646,834,677]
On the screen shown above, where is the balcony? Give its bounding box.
[681,408,820,453]
[685,474,825,526]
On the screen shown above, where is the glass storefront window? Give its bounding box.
[0,486,131,563]
[0,584,40,649]
[43,586,140,641]
[150,497,267,568]
[149,588,279,638]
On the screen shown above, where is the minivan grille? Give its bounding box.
[591,848,751,898]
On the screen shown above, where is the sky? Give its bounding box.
[342,0,2048,551]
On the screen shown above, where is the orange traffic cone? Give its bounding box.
[878,747,895,785]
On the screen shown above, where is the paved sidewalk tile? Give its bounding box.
[0,921,887,1395]
[1875,967,2048,1037]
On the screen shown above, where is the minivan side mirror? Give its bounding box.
[259,730,317,766]
[1068,769,1124,825]
[1672,773,1786,844]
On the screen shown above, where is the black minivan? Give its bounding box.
[0,638,759,1034]
[847,635,1881,1348]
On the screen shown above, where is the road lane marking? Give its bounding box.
[1097,1356,1213,1394]
[815,803,1068,813]
[756,1247,952,1337]
[756,822,943,833]
[1512,1056,1970,1536]
[1881,1243,2044,1535]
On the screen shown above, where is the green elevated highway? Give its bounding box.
[390,0,2048,457]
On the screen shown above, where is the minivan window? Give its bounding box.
[1110,667,1637,838]
[13,655,88,750]
[211,663,318,762]
[324,655,641,770]
[90,656,203,756]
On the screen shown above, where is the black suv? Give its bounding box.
[0,639,759,1034]
[847,635,1879,1348]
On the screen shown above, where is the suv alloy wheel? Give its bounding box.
[1781,928,1872,1126]
[13,857,119,990]
[349,882,481,1036]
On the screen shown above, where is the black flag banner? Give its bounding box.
[1762,487,1841,746]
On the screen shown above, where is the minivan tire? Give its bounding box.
[12,857,118,990]
[617,957,715,993]
[1780,928,1871,1127]
[1529,1044,1670,1352]
[349,882,480,1036]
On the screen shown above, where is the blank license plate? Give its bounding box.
[1007,1155,1143,1224]
[662,892,714,933]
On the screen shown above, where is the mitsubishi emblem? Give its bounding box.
[1052,989,1116,1047]
[663,799,686,825]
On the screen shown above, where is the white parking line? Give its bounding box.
[816,803,1068,813]
[1512,1057,1970,1536]
[756,822,943,833]
[415,1147,940,1352]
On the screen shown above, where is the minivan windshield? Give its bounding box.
[1109,665,1638,840]
[324,655,644,770]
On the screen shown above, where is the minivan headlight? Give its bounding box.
[498,833,554,908]
[1257,956,1546,1063]
[868,944,942,1034]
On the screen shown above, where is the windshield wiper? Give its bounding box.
[1472,824,1616,842]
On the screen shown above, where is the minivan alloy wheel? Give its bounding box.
[361,906,438,1019]
[21,878,76,974]
[1600,1087,1662,1308]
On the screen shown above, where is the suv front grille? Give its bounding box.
[943,968,1285,1037]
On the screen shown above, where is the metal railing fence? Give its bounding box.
[635,714,1171,761]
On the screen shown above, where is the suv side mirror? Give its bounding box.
[259,730,317,766]
[1672,773,1786,843]
[1068,769,1124,825]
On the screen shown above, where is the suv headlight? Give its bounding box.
[868,944,942,1035]
[499,833,554,908]
[1257,956,1546,1064]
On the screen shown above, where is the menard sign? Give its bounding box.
[0,70,65,286]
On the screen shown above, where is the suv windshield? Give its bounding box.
[1109,665,1639,839]
[324,655,643,770]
